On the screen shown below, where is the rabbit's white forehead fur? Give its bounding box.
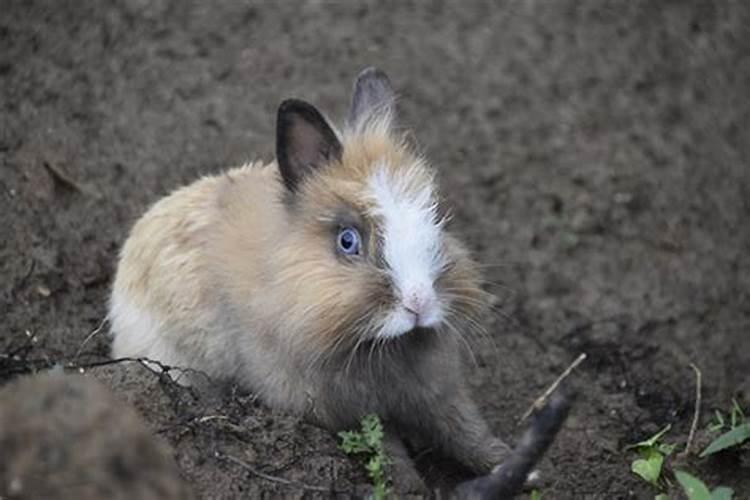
[366,163,446,337]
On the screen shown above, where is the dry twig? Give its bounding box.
[215,451,338,493]
[520,353,586,423]
[680,362,702,458]
[73,318,108,360]
[43,161,86,193]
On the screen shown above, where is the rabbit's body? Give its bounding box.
[110,68,511,490]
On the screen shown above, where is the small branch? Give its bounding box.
[520,353,586,423]
[680,363,702,458]
[43,161,86,193]
[68,356,172,372]
[215,451,338,493]
[156,414,241,436]
[6,330,36,358]
[73,317,108,360]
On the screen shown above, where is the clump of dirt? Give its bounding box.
[1,1,749,498]
[0,370,194,500]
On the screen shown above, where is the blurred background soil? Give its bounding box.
[1,1,749,498]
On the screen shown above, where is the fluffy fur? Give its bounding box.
[110,68,510,492]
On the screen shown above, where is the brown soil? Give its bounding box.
[2,1,749,498]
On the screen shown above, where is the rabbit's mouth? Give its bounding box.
[375,301,444,340]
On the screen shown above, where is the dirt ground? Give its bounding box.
[2,1,749,498]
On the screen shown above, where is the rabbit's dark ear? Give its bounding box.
[276,99,342,193]
[348,67,396,129]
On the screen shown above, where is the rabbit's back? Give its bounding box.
[109,162,280,378]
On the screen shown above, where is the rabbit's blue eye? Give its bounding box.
[337,227,361,256]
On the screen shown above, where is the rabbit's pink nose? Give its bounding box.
[404,303,420,319]
[402,286,437,326]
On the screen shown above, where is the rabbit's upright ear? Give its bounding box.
[348,67,396,130]
[276,99,342,193]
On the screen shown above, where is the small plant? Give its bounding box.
[626,424,676,488]
[674,470,734,500]
[627,401,746,499]
[708,399,745,432]
[702,399,749,458]
[339,414,391,499]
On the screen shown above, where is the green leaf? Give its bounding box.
[361,414,384,449]
[626,424,672,451]
[658,442,676,456]
[372,482,389,500]
[529,490,543,500]
[711,486,734,500]
[675,470,712,500]
[338,430,368,454]
[631,448,664,485]
[730,399,745,427]
[366,456,381,474]
[655,494,670,500]
[700,423,750,457]
[708,410,725,433]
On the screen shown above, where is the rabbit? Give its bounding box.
[109,67,513,492]
[0,371,193,500]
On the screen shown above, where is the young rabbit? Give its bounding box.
[110,68,511,491]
